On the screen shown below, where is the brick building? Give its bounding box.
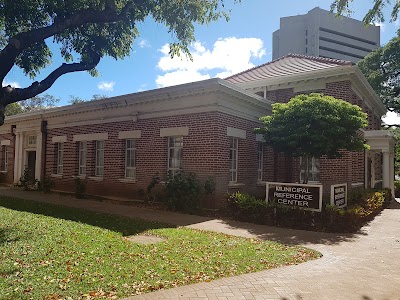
[0,55,395,208]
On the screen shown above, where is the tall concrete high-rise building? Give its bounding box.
[272,7,380,63]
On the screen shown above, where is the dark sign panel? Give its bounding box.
[330,183,347,208]
[266,182,323,212]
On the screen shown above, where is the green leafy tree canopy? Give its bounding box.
[331,0,400,23]
[255,93,369,159]
[357,34,400,116]
[0,0,240,124]
[5,93,60,116]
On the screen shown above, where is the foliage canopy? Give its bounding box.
[255,93,369,159]
[357,34,400,115]
[0,0,240,124]
[331,0,400,23]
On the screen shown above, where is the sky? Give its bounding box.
[3,0,400,123]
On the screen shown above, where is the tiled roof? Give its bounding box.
[225,54,353,84]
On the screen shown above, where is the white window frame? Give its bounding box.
[78,141,87,176]
[125,139,136,179]
[56,143,64,174]
[257,143,263,181]
[299,156,320,183]
[167,136,183,177]
[27,135,37,146]
[229,138,238,183]
[95,140,104,177]
[2,146,8,171]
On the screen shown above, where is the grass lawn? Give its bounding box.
[0,197,320,300]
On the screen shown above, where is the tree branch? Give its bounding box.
[2,52,101,105]
[0,1,135,82]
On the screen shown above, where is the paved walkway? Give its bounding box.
[0,187,399,300]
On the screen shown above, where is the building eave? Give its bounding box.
[3,78,270,128]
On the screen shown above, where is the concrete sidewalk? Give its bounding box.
[0,187,399,299]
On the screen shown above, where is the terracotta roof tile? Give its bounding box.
[225,54,353,84]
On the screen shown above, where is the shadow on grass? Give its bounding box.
[0,228,20,245]
[0,197,173,236]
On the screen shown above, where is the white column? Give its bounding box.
[17,132,24,181]
[35,131,42,181]
[382,150,390,190]
[390,152,395,197]
[13,132,20,183]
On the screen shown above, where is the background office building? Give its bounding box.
[272,7,380,63]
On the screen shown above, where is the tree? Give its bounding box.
[331,0,399,23]
[389,127,400,176]
[357,34,400,118]
[68,94,108,104]
[255,93,369,183]
[0,0,239,125]
[5,94,59,116]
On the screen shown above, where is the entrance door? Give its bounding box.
[27,151,36,181]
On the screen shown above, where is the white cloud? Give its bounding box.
[156,70,211,88]
[374,21,385,32]
[97,81,115,91]
[2,80,21,88]
[139,39,150,48]
[156,37,266,88]
[383,111,400,125]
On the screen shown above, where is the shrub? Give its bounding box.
[38,175,55,193]
[165,173,215,213]
[74,177,87,199]
[226,188,389,233]
[394,180,400,197]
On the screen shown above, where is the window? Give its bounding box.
[1,146,8,171]
[229,138,238,183]
[95,141,104,176]
[299,156,320,183]
[56,143,64,174]
[125,139,136,179]
[168,136,183,177]
[28,135,36,146]
[78,141,87,176]
[257,143,263,181]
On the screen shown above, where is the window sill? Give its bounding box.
[228,182,245,188]
[0,170,8,174]
[51,174,63,178]
[88,176,103,181]
[118,178,137,183]
[257,181,267,187]
[72,175,86,180]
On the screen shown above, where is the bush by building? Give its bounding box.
[225,188,391,232]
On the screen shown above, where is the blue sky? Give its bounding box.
[3,0,399,119]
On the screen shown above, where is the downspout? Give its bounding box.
[41,119,47,180]
[11,124,16,184]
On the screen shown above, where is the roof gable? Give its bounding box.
[225,54,353,84]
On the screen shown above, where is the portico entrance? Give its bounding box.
[364,130,395,197]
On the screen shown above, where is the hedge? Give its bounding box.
[225,188,391,233]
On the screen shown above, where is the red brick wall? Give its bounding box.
[46,112,262,208]
[263,80,381,195]
[0,133,15,184]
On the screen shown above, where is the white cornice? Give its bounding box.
[5,79,270,129]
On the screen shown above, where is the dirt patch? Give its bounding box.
[124,235,166,244]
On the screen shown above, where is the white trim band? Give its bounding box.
[118,130,141,139]
[160,127,189,137]
[0,140,11,146]
[51,135,67,143]
[73,133,108,142]
[227,127,246,139]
